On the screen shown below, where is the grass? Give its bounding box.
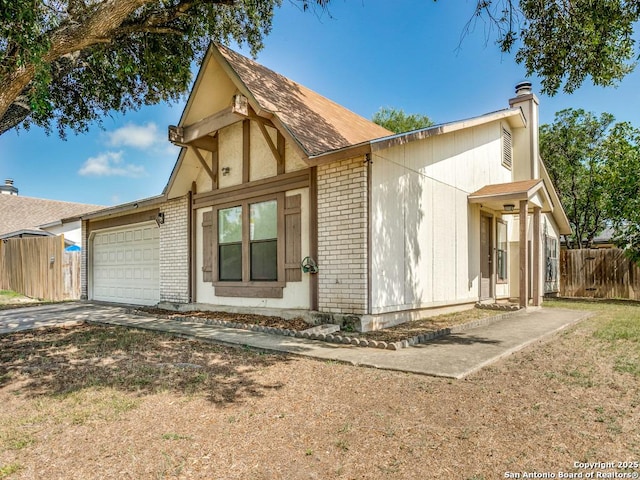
[547,298,640,378]
[0,464,21,479]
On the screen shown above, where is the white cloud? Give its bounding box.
[106,122,162,149]
[78,151,146,177]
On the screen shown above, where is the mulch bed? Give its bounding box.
[136,306,506,346]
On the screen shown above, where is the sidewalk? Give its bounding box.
[86,306,590,378]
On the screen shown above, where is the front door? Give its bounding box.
[480,215,493,300]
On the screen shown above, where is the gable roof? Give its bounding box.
[0,194,102,237]
[213,44,392,156]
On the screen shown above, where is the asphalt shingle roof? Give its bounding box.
[0,194,102,236]
[217,44,392,157]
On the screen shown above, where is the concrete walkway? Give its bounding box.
[0,303,590,378]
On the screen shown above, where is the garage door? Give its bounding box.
[92,222,160,305]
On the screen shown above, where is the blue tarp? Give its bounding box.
[65,245,81,252]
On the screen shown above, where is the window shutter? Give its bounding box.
[202,211,214,282]
[284,194,302,282]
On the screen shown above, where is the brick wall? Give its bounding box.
[317,157,368,314]
[159,195,190,304]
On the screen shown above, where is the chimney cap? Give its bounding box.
[515,81,533,96]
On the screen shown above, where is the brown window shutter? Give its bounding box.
[202,210,214,282]
[284,194,302,282]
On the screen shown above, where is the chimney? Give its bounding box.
[514,81,533,97]
[0,178,18,195]
[509,82,540,180]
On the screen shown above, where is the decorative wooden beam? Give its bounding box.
[253,116,283,169]
[168,95,249,145]
[277,130,286,175]
[190,146,217,186]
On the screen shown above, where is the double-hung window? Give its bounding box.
[217,198,280,284]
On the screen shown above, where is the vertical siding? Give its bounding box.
[370,121,511,314]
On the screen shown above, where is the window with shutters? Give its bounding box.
[201,192,302,298]
[502,127,512,170]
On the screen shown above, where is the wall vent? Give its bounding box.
[502,128,513,170]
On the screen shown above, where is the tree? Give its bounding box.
[601,123,640,261]
[468,0,640,95]
[0,0,328,137]
[539,109,613,248]
[372,107,434,134]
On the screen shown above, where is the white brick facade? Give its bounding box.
[159,195,190,304]
[317,157,368,314]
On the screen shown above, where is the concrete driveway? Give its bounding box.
[0,302,591,378]
[0,302,130,334]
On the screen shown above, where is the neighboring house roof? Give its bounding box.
[213,44,392,156]
[0,194,102,237]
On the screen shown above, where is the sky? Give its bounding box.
[2,0,640,207]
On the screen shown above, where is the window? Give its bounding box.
[202,192,302,298]
[545,235,559,293]
[217,199,279,283]
[497,220,508,282]
[250,200,277,281]
[218,206,243,281]
[502,127,512,169]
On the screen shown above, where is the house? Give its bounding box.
[79,44,571,331]
[0,179,102,246]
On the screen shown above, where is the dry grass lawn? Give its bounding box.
[0,299,639,479]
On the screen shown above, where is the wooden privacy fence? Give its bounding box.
[560,248,640,300]
[0,236,81,301]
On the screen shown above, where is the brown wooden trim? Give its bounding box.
[189,136,217,153]
[193,169,310,207]
[214,285,283,299]
[190,146,216,184]
[88,209,159,233]
[243,119,250,184]
[187,190,194,302]
[276,192,286,282]
[309,167,318,311]
[211,134,219,190]
[277,131,286,175]
[254,117,283,169]
[284,194,302,282]
[170,106,245,144]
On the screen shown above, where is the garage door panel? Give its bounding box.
[92,222,160,306]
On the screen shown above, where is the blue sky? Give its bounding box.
[2,0,640,206]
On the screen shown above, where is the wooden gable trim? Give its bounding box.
[243,119,250,184]
[169,106,246,145]
[252,115,284,172]
[189,146,217,187]
[193,169,310,208]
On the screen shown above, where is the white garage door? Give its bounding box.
[92,222,160,305]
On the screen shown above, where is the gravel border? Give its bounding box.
[129,308,526,351]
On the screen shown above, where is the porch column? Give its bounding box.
[532,206,542,306]
[519,200,529,308]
